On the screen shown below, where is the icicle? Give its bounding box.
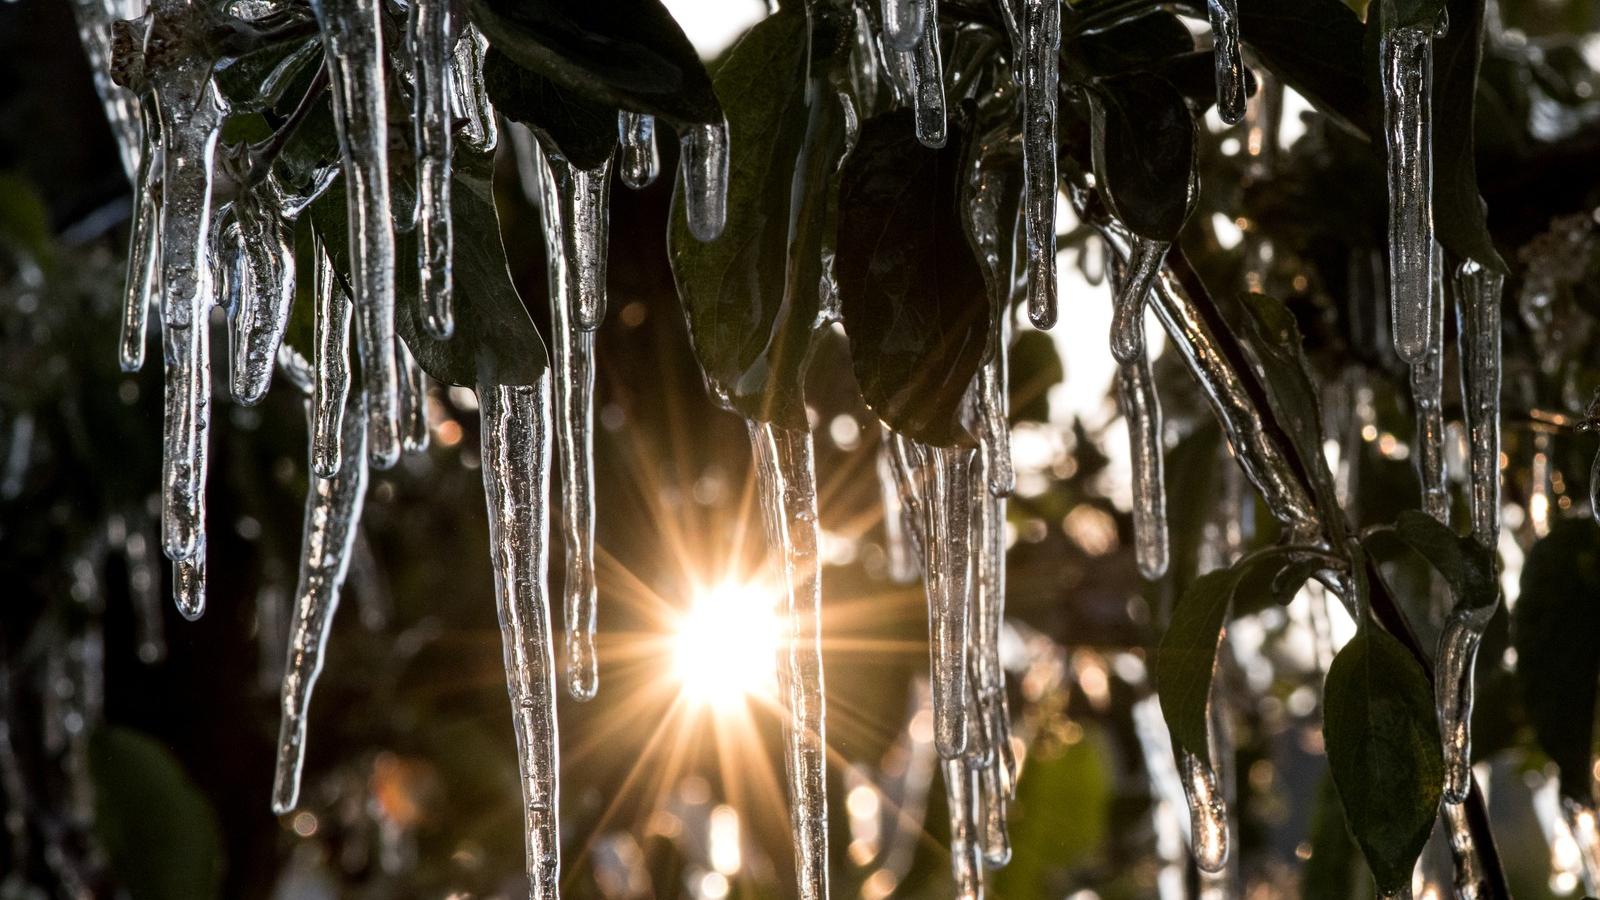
[877,440,920,583]
[1411,244,1447,522]
[312,0,402,467]
[972,441,1013,866]
[1442,785,1489,898]
[1379,1,1439,364]
[271,389,369,814]
[1179,749,1229,873]
[747,421,830,900]
[410,0,454,340]
[533,144,607,699]
[617,113,660,190]
[1019,0,1060,327]
[942,757,984,900]
[476,377,561,900]
[451,25,497,152]
[172,537,206,620]
[120,103,160,372]
[680,121,730,241]
[880,0,924,50]
[1436,603,1494,804]
[70,0,144,180]
[1455,259,1503,546]
[976,349,1014,499]
[1207,0,1245,124]
[1118,358,1169,580]
[397,338,430,453]
[311,235,353,478]
[907,0,947,148]
[1109,238,1169,366]
[160,279,211,566]
[229,198,296,405]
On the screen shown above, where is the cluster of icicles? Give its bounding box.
[64,0,1527,892]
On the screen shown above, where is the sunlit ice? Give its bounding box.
[672,579,784,711]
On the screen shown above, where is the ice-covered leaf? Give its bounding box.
[1323,626,1444,895]
[465,0,721,127]
[484,47,616,170]
[837,109,989,447]
[668,7,851,428]
[1512,519,1600,802]
[1237,0,1368,133]
[1084,71,1197,242]
[1367,509,1499,612]
[90,726,225,900]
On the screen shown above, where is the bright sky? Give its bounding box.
[661,0,771,58]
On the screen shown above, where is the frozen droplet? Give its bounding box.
[617,112,660,190]
[680,121,729,241]
[1180,749,1229,873]
[173,537,206,621]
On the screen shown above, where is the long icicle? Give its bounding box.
[311,0,402,467]
[311,234,353,478]
[943,756,984,899]
[477,377,560,900]
[1411,243,1447,522]
[160,263,212,577]
[228,197,296,405]
[120,98,161,372]
[617,113,660,190]
[271,388,369,814]
[908,0,947,148]
[1118,356,1169,580]
[1019,0,1060,327]
[534,142,609,699]
[1207,0,1246,124]
[877,438,920,583]
[747,421,830,900]
[1436,603,1495,805]
[679,120,730,241]
[1442,801,1490,897]
[1455,259,1504,546]
[972,432,1013,866]
[1379,0,1439,364]
[410,0,454,339]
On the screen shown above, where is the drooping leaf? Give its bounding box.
[667,7,851,428]
[1366,509,1500,613]
[309,151,548,386]
[1323,626,1445,894]
[1432,0,1507,271]
[1084,70,1197,242]
[465,0,721,128]
[1512,518,1600,802]
[483,47,617,171]
[1237,0,1370,134]
[89,727,225,900]
[837,108,990,446]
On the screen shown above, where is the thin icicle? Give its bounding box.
[1411,244,1447,522]
[160,283,211,565]
[228,197,296,405]
[1442,801,1489,899]
[877,440,920,583]
[1207,0,1245,124]
[1019,0,1060,327]
[1109,238,1169,366]
[120,102,160,372]
[476,377,560,900]
[172,537,206,620]
[534,143,607,699]
[972,440,1012,866]
[271,389,369,815]
[311,234,353,478]
[1379,1,1439,364]
[1455,259,1503,546]
[70,0,144,180]
[680,121,730,241]
[1118,356,1169,580]
[747,421,830,900]
[881,0,924,50]
[1179,749,1230,873]
[943,757,984,900]
[908,0,947,148]
[410,0,454,340]
[617,113,660,190]
[1436,603,1495,804]
[976,348,1014,499]
[452,25,497,152]
[312,0,402,467]
[397,338,430,453]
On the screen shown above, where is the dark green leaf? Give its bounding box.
[1323,626,1445,894]
[1238,0,1370,134]
[1066,11,1194,79]
[1432,0,1507,271]
[1370,509,1500,613]
[465,0,720,128]
[483,47,617,171]
[90,727,225,900]
[1512,518,1600,802]
[667,8,850,428]
[837,109,989,446]
[1084,71,1197,242]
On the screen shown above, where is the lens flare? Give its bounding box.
[672,580,782,710]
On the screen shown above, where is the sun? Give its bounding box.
[671,580,783,712]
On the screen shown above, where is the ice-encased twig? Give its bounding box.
[1436,602,1495,805]
[271,388,369,814]
[943,756,984,899]
[452,25,497,152]
[1118,355,1169,580]
[410,0,454,340]
[1207,0,1245,124]
[477,377,561,900]
[311,234,353,478]
[311,0,402,467]
[228,198,296,405]
[1380,7,1438,364]
[747,421,830,900]
[1019,0,1060,328]
[533,143,609,700]
[1411,244,1447,522]
[1455,259,1504,546]
[680,120,730,241]
[617,113,660,190]
[908,0,947,148]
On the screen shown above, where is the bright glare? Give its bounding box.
[661,0,769,59]
[673,581,782,710]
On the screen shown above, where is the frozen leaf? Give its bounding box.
[1084,71,1197,242]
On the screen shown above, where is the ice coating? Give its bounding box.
[1180,748,1230,873]
[477,378,561,900]
[1207,0,1246,124]
[452,25,497,152]
[881,0,924,50]
[1110,237,1168,365]
[942,757,983,900]
[617,112,660,190]
[311,0,402,467]
[1118,356,1169,580]
[228,197,296,405]
[271,388,369,815]
[70,0,145,179]
[310,235,353,478]
[747,421,830,900]
[1442,801,1488,898]
[1437,603,1495,804]
[409,0,454,340]
[680,120,730,241]
[1411,244,1447,522]
[973,433,1013,867]
[909,0,947,148]
[545,151,612,332]
[160,281,211,566]
[1455,259,1504,545]
[397,338,430,453]
[976,348,1014,498]
[1020,0,1061,328]
[172,537,206,621]
[1380,15,1437,364]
